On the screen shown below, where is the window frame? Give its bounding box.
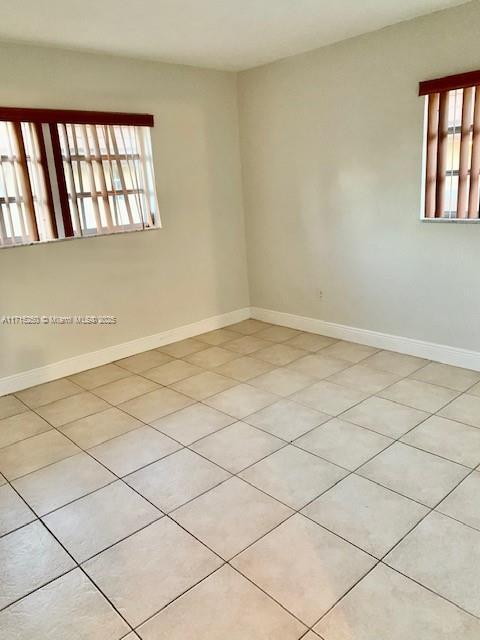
[0,107,160,248]
[419,70,480,223]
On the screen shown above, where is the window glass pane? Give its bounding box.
[444,175,459,217]
[0,122,11,156]
[447,89,463,128]
[128,194,143,224]
[445,133,460,172]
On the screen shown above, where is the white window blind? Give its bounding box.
[0,107,160,247]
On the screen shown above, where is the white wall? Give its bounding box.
[0,43,249,378]
[238,1,480,352]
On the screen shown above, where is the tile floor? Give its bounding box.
[1,319,480,639]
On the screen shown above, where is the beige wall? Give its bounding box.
[0,43,249,377]
[238,1,480,352]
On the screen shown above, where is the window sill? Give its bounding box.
[0,225,161,251]
[420,218,480,224]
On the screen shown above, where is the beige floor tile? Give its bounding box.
[69,364,130,390]
[303,475,428,558]
[196,328,240,345]
[437,472,480,530]
[315,563,480,640]
[295,419,392,471]
[0,411,51,449]
[185,346,238,369]
[402,415,480,468]
[138,565,306,640]
[285,332,337,352]
[0,521,74,609]
[83,518,222,627]
[240,446,347,509]
[0,569,130,640]
[379,379,458,413]
[0,430,80,481]
[0,474,5,486]
[321,341,378,363]
[292,381,369,416]
[204,383,277,419]
[224,335,272,355]
[385,511,480,617]
[143,360,203,385]
[126,448,230,513]
[192,422,284,473]
[16,378,82,409]
[115,350,172,374]
[0,484,35,536]
[358,442,469,507]
[151,403,234,445]
[94,375,160,405]
[0,394,27,420]
[158,338,208,358]
[44,481,160,562]
[249,368,315,397]
[36,392,109,428]
[410,362,480,392]
[88,426,180,476]
[245,399,330,441]
[12,452,115,515]
[342,396,428,438]
[228,319,270,335]
[254,343,306,366]
[364,350,429,376]
[256,325,301,343]
[61,407,143,449]
[327,364,402,394]
[214,355,274,381]
[288,354,350,379]
[171,371,237,400]
[119,388,194,423]
[172,477,292,559]
[232,514,375,625]
[438,393,480,428]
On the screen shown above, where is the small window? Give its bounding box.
[0,108,160,247]
[420,70,480,220]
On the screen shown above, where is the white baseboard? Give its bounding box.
[3,304,479,396]
[251,307,480,372]
[0,307,250,396]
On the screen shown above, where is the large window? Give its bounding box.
[0,108,160,247]
[420,70,480,220]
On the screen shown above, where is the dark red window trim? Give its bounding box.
[419,70,480,96]
[0,107,153,128]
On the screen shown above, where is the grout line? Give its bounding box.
[0,496,137,634]
[132,563,228,632]
[2,449,81,482]
[0,563,77,614]
[225,563,311,631]
[380,561,480,621]
[310,448,480,628]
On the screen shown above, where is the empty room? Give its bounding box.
[1,0,480,638]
